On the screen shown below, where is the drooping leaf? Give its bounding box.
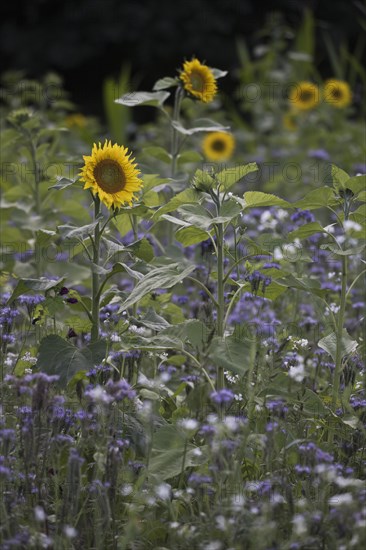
[243,191,291,209]
[58,221,100,240]
[130,308,171,331]
[171,119,230,135]
[115,91,170,107]
[152,77,178,91]
[318,330,358,361]
[209,334,252,375]
[127,238,155,262]
[143,146,172,164]
[293,187,336,210]
[118,263,195,311]
[287,222,326,240]
[49,176,79,190]
[148,425,205,480]
[177,150,203,164]
[8,277,65,304]
[36,335,107,386]
[152,188,200,220]
[175,226,211,246]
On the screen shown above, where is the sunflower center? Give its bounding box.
[331,88,342,99]
[94,159,125,194]
[190,71,205,92]
[211,139,226,152]
[299,90,314,102]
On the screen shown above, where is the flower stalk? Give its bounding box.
[170,86,184,178]
[91,195,101,343]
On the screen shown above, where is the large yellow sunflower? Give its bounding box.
[323,79,352,108]
[202,132,235,161]
[288,81,320,111]
[180,58,217,103]
[80,140,142,209]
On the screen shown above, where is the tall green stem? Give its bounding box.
[216,222,225,392]
[170,87,183,178]
[332,254,348,410]
[28,138,42,277]
[91,196,101,343]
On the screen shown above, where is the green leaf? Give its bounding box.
[64,316,93,333]
[178,203,238,229]
[171,119,230,135]
[238,281,288,300]
[209,334,252,375]
[48,176,78,190]
[210,68,228,78]
[243,191,291,209]
[216,162,258,190]
[293,187,336,210]
[320,243,366,256]
[143,146,171,164]
[177,204,215,230]
[332,164,350,188]
[58,221,99,240]
[287,222,325,240]
[160,319,209,350]
[192,169,215,191]
[318,330,358,361]
[35,229,56,248]
[152,188,200,220]
[130,308,170,331]
[148,425,204,480]
[278,274,326,297]
[177,150,203,165]
[301,388,327,416]
[119,263,195,311]
[120,333,182,351]
[115,91,170,107]
[141,174,170,193]
[127,238,154,262]
[345,175,366,197]
[152,77,178,90]
[8,277,65,304]
[175,226,211,246]
[36,335,107,386]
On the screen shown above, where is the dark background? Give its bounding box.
[1,0,364,118]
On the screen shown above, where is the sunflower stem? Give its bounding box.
[91,196,101,343]
[170,86,184,178]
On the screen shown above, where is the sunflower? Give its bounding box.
[323,79,352,108]
[180,58,217,103]
[202,132,235,161]
[79,140,142,209]
[288,81,320,111]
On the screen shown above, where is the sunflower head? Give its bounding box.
[180,58,217,103]
[288,81,320,111]
[79,140,142,210]
[202,132,235,161]
[323,79,352,108]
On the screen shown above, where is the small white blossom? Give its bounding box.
[63,526,77,539]
[179,418,199,431]
[288,362,305,382]
[343,220,362,233]
[292,513,307,536]
[34,505,46,522]
[155,483,171,500]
